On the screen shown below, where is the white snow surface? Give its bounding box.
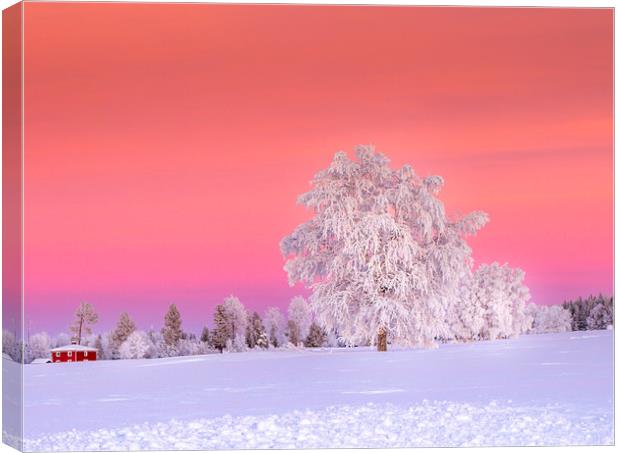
[12,331,614,450]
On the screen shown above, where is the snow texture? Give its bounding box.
[12,330,614,450]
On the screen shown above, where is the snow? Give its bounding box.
[10,330,614,450]
[30,358,52,365]
[49,344,97,352]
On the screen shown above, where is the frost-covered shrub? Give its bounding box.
[527,304,572,334]
[178,338,211,356]
[119,330,156,359]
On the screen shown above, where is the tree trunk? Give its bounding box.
[377,327,387,352]
[77,316,83,345]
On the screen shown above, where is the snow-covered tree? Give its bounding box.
[200,327,210,344]
[246,312,268,349]
[119,330,156,359]
[145,328,167,358]
[69,302,98,345]
[211,304,231,353]
[52,332,71,348]
[264,307,286,348]
[2,329,19,361]
[110,312,136,353]
[305,322,327,347]
[178,337,210,356]
[281,146,487,350]
[444,278,486,342]
[223,296,248,351]
[562,294,613,331]
[527,303,572,334]
[162,304,183,350]
[94,334,105,359]
[587,303,613,330]
[286,320,301,346]
[287,296,312,346]
[28,332,51,359]
[471,263,532,341]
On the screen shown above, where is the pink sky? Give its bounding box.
[21,4,612,334]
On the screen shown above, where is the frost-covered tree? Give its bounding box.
[587,303,613,330]
[444,278,486,342]
[281,146,487,350]
[178,337,210,356]
[286,320,301,346]
[2,330,19,361]
[211,304,231,353]
[119,330,156,359]
[246,312,268,349]
[287,296,312,346]
[305,322,328,347]
[145,328,167,358]
[162,304,183,350]
[69,302,98,345]
[29,332,51,359]
[110,312,136,353]
[52,332,71,348]
[527,303,572,334]
[264,307,286,348]
[471,263,532,340]
[223,296,248,351]
[200,326,210,344]
[563,294,613,331]
[94,334,105,359]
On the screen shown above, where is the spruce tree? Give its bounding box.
[305,322,328,347]
[94,334,104,359]
[286,319,301,346]
[111,312,136,352]
[200,326,210,344]
[162,304,183,348]
[211,304,231,353]
[246,312,268,349]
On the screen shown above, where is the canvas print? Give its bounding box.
[2,2,614,451]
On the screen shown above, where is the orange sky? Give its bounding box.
[21,3,613,333]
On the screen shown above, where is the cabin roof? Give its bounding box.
[50,344,98,352]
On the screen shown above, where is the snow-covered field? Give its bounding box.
[8,330,615,450]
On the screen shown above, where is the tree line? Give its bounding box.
[2,295,329,363]
[2,292,612,364]
[561,294,614,331]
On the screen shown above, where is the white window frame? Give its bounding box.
[55,352,60,357]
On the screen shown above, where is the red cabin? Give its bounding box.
[50,345,98,363]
